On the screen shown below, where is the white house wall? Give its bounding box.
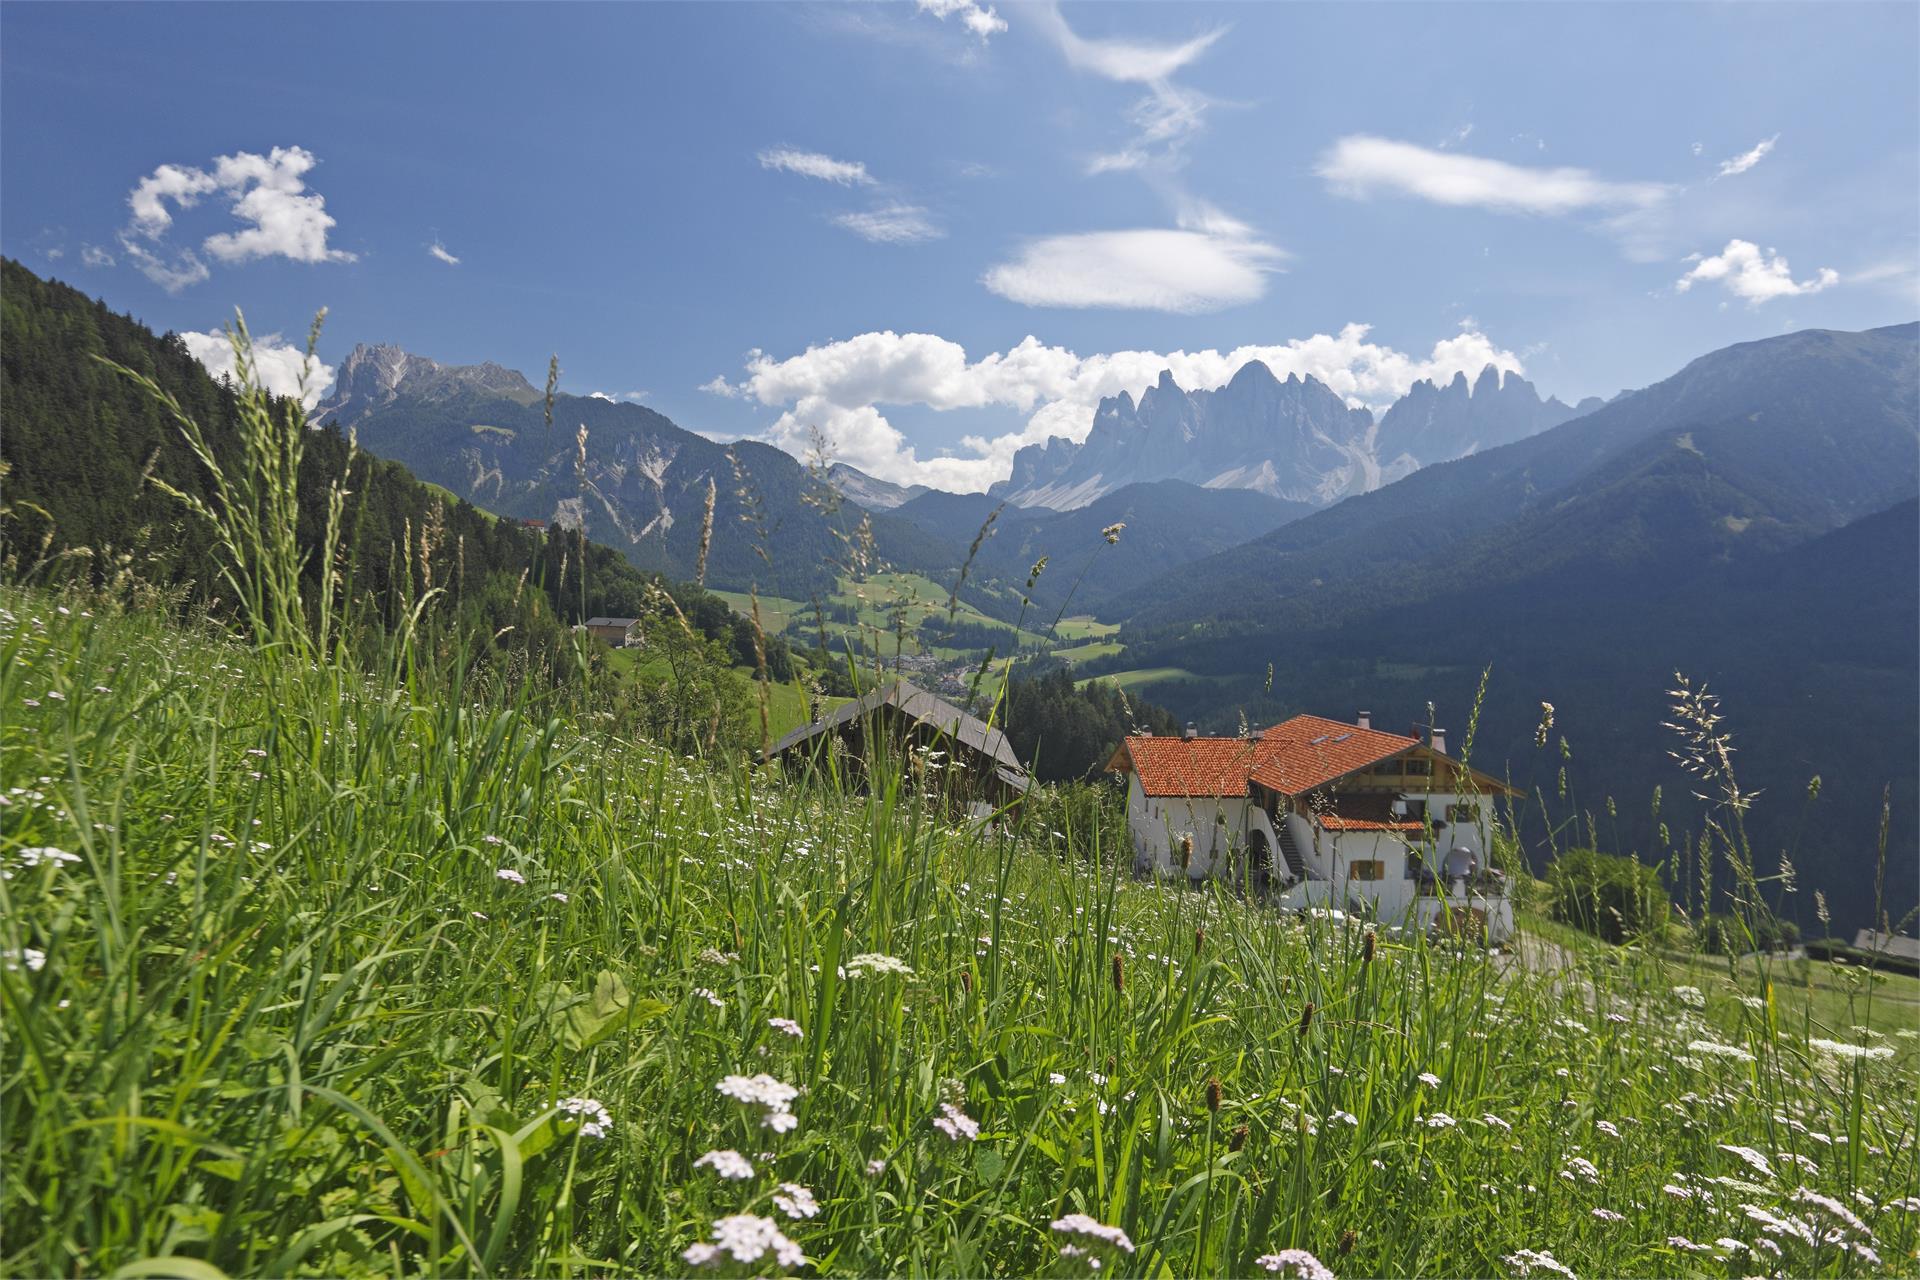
[1126,777,1253,880]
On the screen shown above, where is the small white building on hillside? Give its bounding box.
[1106,713,1519,944]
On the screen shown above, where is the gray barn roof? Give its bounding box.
[583,616,640,628]
[766,679,1026,781]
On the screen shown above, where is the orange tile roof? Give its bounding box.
[1250,715,1418,794]
[1313,792,1424,831]
[1109,735,1268,798]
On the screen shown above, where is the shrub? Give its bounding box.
[1546,846,1670,943]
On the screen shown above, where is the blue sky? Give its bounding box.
[5,1,1916,490]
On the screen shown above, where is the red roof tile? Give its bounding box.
[1249,715,1417,795]
[1313,792,1424,831]
[1110,735,1268,797]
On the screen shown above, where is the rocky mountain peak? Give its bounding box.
[318,344,539,423]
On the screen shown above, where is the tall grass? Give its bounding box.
[2,332,1916,1279]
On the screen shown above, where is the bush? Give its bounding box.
[1700,911,1802,956]
[1546,846,1670,943]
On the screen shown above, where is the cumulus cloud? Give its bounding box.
[1318,135,1670,215]
[180,329,336,410]
[1715,135,1777,178]
[758,148,873,186]
[428,240,460,265]
[81,245,115,268]
[118,146,354,292]
[1675,239,1838,305]
[834,204,944,244]
[708,323,1525,491]
[588,390,648,403]
[914,0,1005,39]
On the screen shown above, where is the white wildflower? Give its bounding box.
[844,953,914,978]
[1417,1072,1442,1088]
[3,947,47,973]
[694,1149,755,1180]
[1809,1037,1893,1062]
[556,1096,612,1139]
[1051,1213,1134,1254]
[1590,1207,1624,1222]
[773,1182,820,1220]
[1424,1112,1457,1130]
[1254,1248,1335,1278]
[1687,1039,1755,1063]
[683,1214,804,1270]
[932,1102,979,1142]
[1718,1144,1773,1178]
[495,868,525,884]
[768,1016,802,1038]
[1504,1248,1576,1279]
[1671,985,1706,1008]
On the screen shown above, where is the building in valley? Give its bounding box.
[582,616,641,647]
[1106,713,1519,943]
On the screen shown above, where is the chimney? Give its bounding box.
[1356,710,1372,730]
[1183,722,1198,741]
[1431,728,1447,755]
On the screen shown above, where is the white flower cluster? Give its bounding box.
[717,1073,801,1133]
[768,1017,803,1039]
[3,947,47,973]
[1718,1143,1773,1178]
[1671,985,1706,1008]
[1255,1248,1336,1278]
[694,1149,754,1181]
[1687,1039,1755,1063]
[557,1096,612,1139]
[7,846,81,878]
[844,953,915,978]
[1809,1037,1894,1062]
[682,1213,804,1270]
[773,1182,820,1220]
[1503,1247,1576,1279]
[1050,1214,1134,1253]
[932,1102,979,1142]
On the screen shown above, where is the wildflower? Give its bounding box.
[1048,1072,1068,1086]
[1666,1236,1710,1253]
[1809,1037,1893,1061]
[693,987,724,1009]
[1687,1038,1756,1063]
[1254,1249,1335,1278]
[1417,1072,1441,1088]
[471,911,488,920]
[1590,1207,1624,1223]
[1594,1120,1621,1139]
[844,952,914,978]
[694,1149,755,1180]
[865,1158,887,1176]
[932,1102,979,1142]
[1479,1113,1512,1132]
[717,1073,800,1131]
[1711,1238,1747,1255]
[482,834,506,845]
[495,868,526,885]
[1052,1213,1135,1254]
[682,1214,804,1270]
[1718,1144,1774,1178]
[556,1097,613,1139]
[772,1182,820,1220]
[1561,1156,1600,1184]
[3,948,47,973]
[1424,1112,1457,1130]
[14,846,81,871]
[1503,1248,1576,1279]
[1743,1204,1817,1246]
[1790,1186,1872,1237]
[1329,1109,1359,1127]
[550,891,569,902]
[769,1017,803,1039]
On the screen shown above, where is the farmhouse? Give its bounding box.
[1106,712,1520,943]
[765,679,1031,817]
[582,616,640,647]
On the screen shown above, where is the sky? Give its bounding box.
[4,1,1916,492]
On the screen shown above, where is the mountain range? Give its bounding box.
[988,360,1594,511]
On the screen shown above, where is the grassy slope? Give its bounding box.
[3,590,1916,1278]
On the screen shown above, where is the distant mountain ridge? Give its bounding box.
[989,361,1589,511]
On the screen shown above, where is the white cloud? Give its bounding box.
[589,390,648,403]
[1318,135,1671,215]
[1034,3,1223,173]
[1675,239,1838,305]
[181,329,336,410]
[711,323,1526,491]
[118,146,354,292]
[1033,3,1224,83]
[758,148,873,186]
[428,240,460,265]
[834,204,943,244]
[914,0,1005,39]
[1715,135,1777,178]
[984,209,1283,313]
[81,245,115,269]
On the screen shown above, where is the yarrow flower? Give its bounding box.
[694,1149,755,1180]
[717,1073,800,1132]
[1504,1248,1576,1279]
[1479,1113,1513,1132]
[1561,1156,1600,1184]
[1424,1112,1457,1130]
[3,947,47,973]
[932,1102,979,1142]
[844,953,915,978]
[495,868,526,885]
[682,1214,804,1270]
[1809,1037,1894,1062]
[1718,1144,1774,1178]
[9,846,81,877]
[556,1096,612,1139]
[768,1017,803,1039]
[1255,1248,1335,1278]
[772,1182,820,1220]
[1671,985,1706,1008]
[1051,1214,1135,1267]
[1688,1039,1755,1063]
[1417,1072,1442,1088]
[1590,1207,1624,1223]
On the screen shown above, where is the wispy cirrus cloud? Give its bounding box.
[757,148,873,186]
[834,204,944,244]
[914,0,1005,41]
[1675,238,1837,305]
[1318,135,1671,215]
[1715,134,1778,179]
[428,240,460,265]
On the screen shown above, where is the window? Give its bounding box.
[1401,759,1433,777]
[1348,860,1384,882]
[1447,803,1480,824]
